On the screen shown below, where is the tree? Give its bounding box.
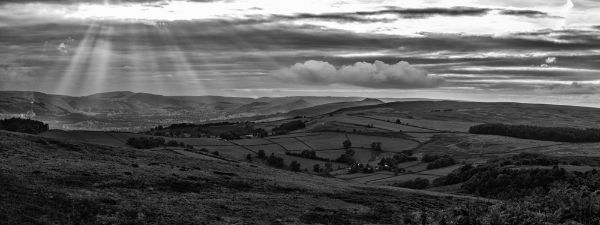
[343,139,352,149]
[126,137,166,149]
[166,140,179,147]
[267,153,285,168]
[272,120,306,134]
[336,148,356,164]
[395,119,401,124]
[371,142,382,151]
[257,149,266,159]
[324,161,333,172]
[395,178,429,189]
[290,161,301,172]
[246,154,252,161]
[313,164,321,172]
[0,118,49,134]
[427,157,456,169]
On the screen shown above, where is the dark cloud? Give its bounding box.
[498,9,552,18]
[274,13,392,23]
[270,7,491,24]
[364,7,491,18]
[273,7,554,24]
[271,60,444,89]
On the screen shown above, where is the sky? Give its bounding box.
[1,0,600,106]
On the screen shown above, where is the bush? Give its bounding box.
[335,148,355,164]
[313,164,321,172]
[0,118,49,134]
[371,142,382,151]
[290,161,301,172]
[422,154,444,163]
[286,150,329,161]
[126,137,165,149]
[267,153,285,168]
[166,140,179,147]
[257,150,266,159]
[427,157,456,169]
[395,178,429,189]
[272,120,306,134]
[343,140,352,149]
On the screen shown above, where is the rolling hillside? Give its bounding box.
[0,91,371,131]
[0,130,479,224]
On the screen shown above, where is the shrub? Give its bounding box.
[166,140,179,147]
[313,164,321,172]
[272,120,306,134]
[371,142,382,151]
[395,178,429,189]
[257,150,266,159]
[286,150,329,161]
[427,157,456,169]
[343,140,352,149]
[290,161,301,172]
[126,137,165,149]
[267,153,285,168]
[335,148,355,164]
[422,154,443,163]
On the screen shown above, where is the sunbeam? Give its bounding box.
[85,24,113,94]
[55,23,99,95]
[156,23,208,96]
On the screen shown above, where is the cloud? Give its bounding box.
[543,82,600,94]
[271,60,444,89]
[498,9,551,18]
[545,56,557,64]
[0,65,39,90]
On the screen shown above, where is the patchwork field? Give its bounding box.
[36,100,600,199]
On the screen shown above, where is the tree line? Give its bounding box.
[0,118,49,134]
[469,123,600,142]
[126,137,188,149]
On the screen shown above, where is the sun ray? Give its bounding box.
[122,22,145,94]
[84,24,113,95]
[55,23,99,95]
[156,22,207,96]
[144,24,171,95]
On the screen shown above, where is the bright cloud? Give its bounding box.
[272,60,444,88]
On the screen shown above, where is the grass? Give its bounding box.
[2,130,487,224]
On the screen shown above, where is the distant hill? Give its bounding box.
[332,100,600,129]
[0,91,368,130]
[285,98,384,117]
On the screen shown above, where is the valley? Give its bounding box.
[3,92,600,224]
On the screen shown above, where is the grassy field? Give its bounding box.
[364,114,478,132]
[36,100,600,207]
[2,130,493,224]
